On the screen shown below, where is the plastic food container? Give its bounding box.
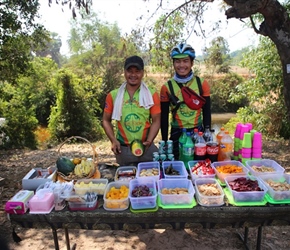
[212,160,249,185]
[158,179,195,205]
[74,179,108,195]
[188,160,215,182]
[258,173,290,201]
[67,193,98,211]
[114,166,137,182]
[162,161,188,179]
[194,178,224,206]
[225,175,268,202]
[129,177,157,210]
[245,159,285,177]
[103,181,130,211]
[136,162,160,182]
[29,190,55,214]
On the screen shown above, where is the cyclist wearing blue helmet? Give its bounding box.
[160,43,212,160]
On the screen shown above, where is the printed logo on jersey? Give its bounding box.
[179,103,195,117]
[124,113,143,132]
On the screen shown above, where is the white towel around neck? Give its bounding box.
[112,81,154,121]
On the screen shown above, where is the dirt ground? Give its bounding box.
[1,138,290,250]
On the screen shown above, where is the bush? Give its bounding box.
[210,72,248,113]
[48,69,103,142]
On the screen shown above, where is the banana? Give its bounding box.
[73,159,94,177]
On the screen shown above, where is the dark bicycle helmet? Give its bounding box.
[170,43,195,59]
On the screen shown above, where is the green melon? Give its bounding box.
[130,139,144,157]
[56,157,75,176]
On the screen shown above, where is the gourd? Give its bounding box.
[130,139,144,157]
[56,157,76,176]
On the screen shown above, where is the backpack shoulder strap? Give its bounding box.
[196,76,203,96]
[167,80,176,99]
[167,80,182,119]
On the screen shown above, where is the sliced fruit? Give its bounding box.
[130,139,144,157]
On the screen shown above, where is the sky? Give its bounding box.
[39,0,259,55]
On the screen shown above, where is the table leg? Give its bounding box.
[64,228,70,250]
[256,226,262,250]
[237,227,250,250]
[51,228,59,250]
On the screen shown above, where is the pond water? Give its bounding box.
[211,113,236,133]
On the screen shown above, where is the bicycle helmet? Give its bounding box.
[170,43,195,59]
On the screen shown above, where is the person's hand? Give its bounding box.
[143,140,152,151]
[111,140,121,155]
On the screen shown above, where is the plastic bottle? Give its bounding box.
[182,132,194,169]
[216,127,225,144]
[203,125,211,142]
[206,129,219,162]
[178,128,187,161]
[194,131,207,161]
[218,131,233,161]
[191,128,199,143]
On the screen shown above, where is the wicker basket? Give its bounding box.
[56,136,98,181]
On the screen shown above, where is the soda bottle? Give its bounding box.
[182,132,194,169]
[178,128,187,161]
[216,127,225,144]
[194,131,207,161]
[203,125,211,142]
[191,128,199,143]
[206,129,219,162]
[218,130,233,161]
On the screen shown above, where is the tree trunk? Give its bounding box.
[224,0,290,121]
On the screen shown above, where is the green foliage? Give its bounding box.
[149,12,186,74]
[65,13,139,117]
[35,32,63,66]
[48,69,103,142]
[0,0,50,82]
[234,37,290,138]
[0,57,59,148]
[203,37,231,75]
[17,57,58,126]
[0,83,38,149]
[210,72,247,113]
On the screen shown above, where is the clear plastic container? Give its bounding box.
[103,181,130,211]
[212,160,249,185]
[258,173,290,201]
[194,178,224,206]
[67,194,98,211]
[188,160,215,182]
[114,166,137,182]
[129,177,157,209]
[225,175,268,202]
[158,179,195,206]
[74,179,108,195]
[29,190,55,214]
[162,161,188,179]
[245,159,285,177]
[136,162,160,182]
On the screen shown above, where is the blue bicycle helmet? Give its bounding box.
[170,43,195,59]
